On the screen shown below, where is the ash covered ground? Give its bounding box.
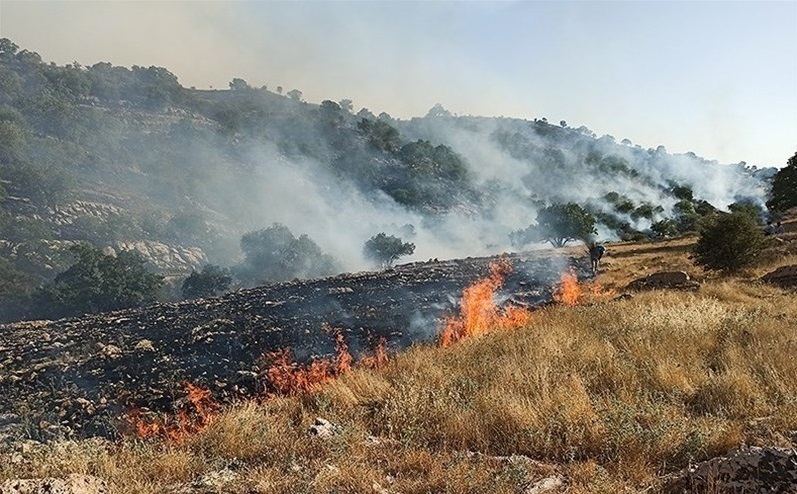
[0,252,589,442]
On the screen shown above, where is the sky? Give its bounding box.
[0,0,795,168]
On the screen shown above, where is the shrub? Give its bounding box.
[182,264,232,299]
[364,233,415,268]
[692,213,766,272]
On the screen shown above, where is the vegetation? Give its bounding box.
[511,203,596,248]
[181,264,232,300]
[33,244,163,319]
[767,150,797,212]
[234,223,339,284]
[363,233,416,268]
[2,270,796,492]
[692,212,766,273]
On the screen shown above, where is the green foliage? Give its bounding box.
[33,244,163,318]
[767,150,797,212]
[650,219,679,238]
[181,264,232,299]
[228,78,250,91]
[727,200,763,223]
[399,140,468,182]
[671,184,694,202]
[511,203,597,248]
[363,233,415,268]
[692,213,766,273]
[357,118,401,153]
[236,223,339,284]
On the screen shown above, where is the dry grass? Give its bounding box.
[2,235,796,493]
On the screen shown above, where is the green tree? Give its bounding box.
[363,233,415,268]
[767,150,797,212]
[236,223,339,284]
[511,203,597,248]
[650,218,678,238]
[181,264,232,299]
[728,200,763,223]
[228,78,250,91]
[692,212,766,273]
[33,244,163,318]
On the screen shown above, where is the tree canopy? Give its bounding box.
[511,203,597,248]
[235,223,339,284]
[363,233,415,268]
[33,244,163,319]
[767,150,797,212]
[692,212,766,273]
[182,264,232,299]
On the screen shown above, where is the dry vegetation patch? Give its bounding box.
[3,235,797,492]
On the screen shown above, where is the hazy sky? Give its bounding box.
[1,0,795,167]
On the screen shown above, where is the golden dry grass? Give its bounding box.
[2,234,796,493]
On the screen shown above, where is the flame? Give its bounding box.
[360,337,389,369]
[553,268,616,306]
[127,382,219,442]
[553,269,582,306]
[263,327,354,396]
[439,259,532,347]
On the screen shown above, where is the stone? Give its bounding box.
[0,474,109,494]
[309,417,339,437]
[761,265,797,289]
[525,474,565,494]
[661,446,797,493]
[134,339,155,352]
[626,271,700,291]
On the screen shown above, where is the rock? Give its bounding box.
[134,339,155,352]
[525,474,565,494]
[661,446,797,493]
[328,287,354,294]
[309,417,340,437]
[761,265,797,289]
[97,344,122,360]
[626,271,700,291]
[0,474,109,494]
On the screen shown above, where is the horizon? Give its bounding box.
[1,0,795,168]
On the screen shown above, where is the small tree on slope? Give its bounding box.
[364,233,415,268]
[693,212,766,273]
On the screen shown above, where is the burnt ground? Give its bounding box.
[0,252,590,442]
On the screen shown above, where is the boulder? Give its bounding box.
[761,265,797,289]
[661,446,797,493]
[626,271,700,291]
[0,474,108,494]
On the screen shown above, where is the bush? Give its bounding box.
[182,264,232,299]
[692,213,766,273]
[33,244,163,319]
[363,233,415,268]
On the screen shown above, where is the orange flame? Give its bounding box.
[360,337,389,369]
[263,327,354,396]
[553,268,615,306]
[553,269,582,306]
[439,259,532,347]
[127,382,219,442]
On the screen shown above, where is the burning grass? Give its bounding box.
[5,277,796,492]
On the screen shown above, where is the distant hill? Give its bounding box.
[0,37,776,321]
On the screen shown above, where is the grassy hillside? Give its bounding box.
[2,232,795,493]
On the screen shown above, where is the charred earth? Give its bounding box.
[0,252,588,443]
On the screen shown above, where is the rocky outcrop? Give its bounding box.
[761,265,797,289]
[0,474,108,494]
[626,271,700,291]
[661,446,797,493]
[110,240,207,272]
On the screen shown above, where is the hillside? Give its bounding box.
[0,37,779,323]
[1,231,796,493]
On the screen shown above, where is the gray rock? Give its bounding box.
[661,446,797,493]
[0,474,109,494]
[309,417,340,437]
[761,265,797,289]
[626,271,700,291]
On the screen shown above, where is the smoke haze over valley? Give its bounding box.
[0,1,793,323]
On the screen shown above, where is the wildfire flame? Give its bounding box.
[360,337,389,369]
[262,327,370,396]
[553,268,615,306]
[126,382,219,442]
[439,259,532,347]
